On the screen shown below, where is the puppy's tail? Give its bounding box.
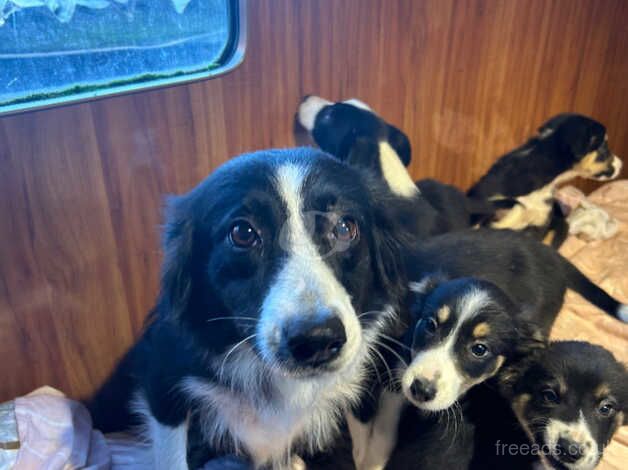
[562,259,628,322]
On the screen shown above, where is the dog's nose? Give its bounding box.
[410,377,437,402]
[284,313,347,367]
[556,437,584,463]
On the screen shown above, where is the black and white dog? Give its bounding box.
[89,148,413,469]
[468,113,623,239]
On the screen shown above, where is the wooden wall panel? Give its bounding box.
[1,0,628,401]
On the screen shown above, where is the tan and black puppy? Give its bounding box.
[401,277,543,411]
[468,114,623,244]
[488,341,628,470]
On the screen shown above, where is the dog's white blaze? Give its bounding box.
[259,163,361,367]
[297,95,332,131]
[545,410,599,470]
[378,141,419,198]
[402,289,490,411]
[132,394,189,470]
[618,304,628,323]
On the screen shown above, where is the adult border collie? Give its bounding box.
[89,148,411,469]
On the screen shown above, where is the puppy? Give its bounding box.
[89,148,411,470]
[295,95,493,234]
[474,341,628,470]
[376,277,542,470]
[401,277,543,412]
[468,113,623,240]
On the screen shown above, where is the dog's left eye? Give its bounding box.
[541,388,560,404]
[229,220,261,248]
[598,400,616,417]
[331,216,358,243]
[470,343,489,358]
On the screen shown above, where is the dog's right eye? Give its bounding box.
[541,388,559,404]
[229,220,261,248]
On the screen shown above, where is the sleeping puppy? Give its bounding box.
[474,341,628,470]
[88,148,411,470]
[296,95,493,234]
[468,113,623,240]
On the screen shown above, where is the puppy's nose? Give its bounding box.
[410,377,437,402]
[556,437,583,463]
[284,312,347,367]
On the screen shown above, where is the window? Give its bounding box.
[0,0,244,114]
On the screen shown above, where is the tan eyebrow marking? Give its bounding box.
[594,383,611,400]
[472,322,490,337]
[437,305,450,323]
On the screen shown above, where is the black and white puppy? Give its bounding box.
[468,113,623,236]
[89,148,411,469]
[296,95,506,234]
[480,341,628,470]
[364,277,542,470]
[401,276,543,412]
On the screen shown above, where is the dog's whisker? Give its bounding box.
[206,316,258,323]
[358,310,385,319]
[218,334,257,384]
[372,340,409,368]
[378,333,412,352]
[368,344,395,387]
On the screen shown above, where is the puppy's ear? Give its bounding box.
[387,124,411,166]
[514,319,548,356]
[344,135,382,173]
[408,273,447,318]
[159,195,196,320]
[499,321,547,397]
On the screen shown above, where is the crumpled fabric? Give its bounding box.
[10,386,111,470]
[553,180,628,470]
[555,185,619,241]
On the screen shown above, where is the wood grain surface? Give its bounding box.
[1,0,628,402]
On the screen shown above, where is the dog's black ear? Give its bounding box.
[159,195,196,320]
[387,124,411,166]
[514,319,548,356]
[499,321,547,396]
[407,273,447,318]
[343,135,382,173]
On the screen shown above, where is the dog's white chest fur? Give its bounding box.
[184,367,365,469]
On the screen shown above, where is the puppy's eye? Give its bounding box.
[420,317,438,335]
[470,343,489,358]
[331,216,358,243]
[229,220,261,248]
[541,388,559,404]
[598,400,616,418]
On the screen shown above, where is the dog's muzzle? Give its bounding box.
[277,309,347,369]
